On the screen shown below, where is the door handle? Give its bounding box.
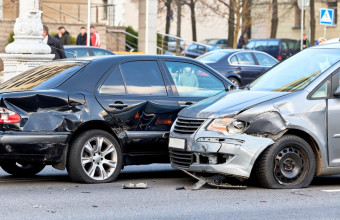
[109,102,128,109]
[180,102,193,108]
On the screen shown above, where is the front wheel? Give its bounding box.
[256,135,316,189]
[1,162,45,177]
[67,130,123,183]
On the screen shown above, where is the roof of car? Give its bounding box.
[313,40,340,49]
[59,54,201,63]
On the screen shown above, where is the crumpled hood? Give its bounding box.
[178,90,291,119]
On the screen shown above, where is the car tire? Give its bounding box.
[1,162,45,177]
[228,77,241,87]
[67,130,123,183]
[256,135,316,189]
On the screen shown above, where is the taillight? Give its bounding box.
[277,55,282,61]
[0,108,21,123]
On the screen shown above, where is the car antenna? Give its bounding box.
[49,46,77,58]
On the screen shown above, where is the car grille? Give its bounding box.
[169,149,193,168]
[173,117,205,134]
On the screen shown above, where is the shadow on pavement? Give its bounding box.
[311,175,340,186]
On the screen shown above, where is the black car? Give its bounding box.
[0,55,232,183]
[245,38,299,61]
[196,49,278,87]
[64,46,115,58]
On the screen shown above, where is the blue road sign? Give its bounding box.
[320,8,334,25]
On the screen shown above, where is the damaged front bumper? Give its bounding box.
[169,119,274,179]
[0,131,70,163]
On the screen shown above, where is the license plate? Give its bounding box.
[169,138,186,150]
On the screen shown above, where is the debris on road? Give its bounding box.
[182,170,247,190]
[33,205,40,208]
[176,186,186,190]
[122,182,148,189]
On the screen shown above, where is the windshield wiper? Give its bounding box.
[240,84,250,90]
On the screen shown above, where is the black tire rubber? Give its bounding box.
[228,77,241,87]
[1,162,45,177]
[66,129,123,183]
[256,135,316,189]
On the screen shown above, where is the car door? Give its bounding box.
[95,60,179,162]
[162,60,228,109]
[326,70,340,166]
[231,52,261,85]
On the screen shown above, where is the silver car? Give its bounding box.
[168,43,340,189]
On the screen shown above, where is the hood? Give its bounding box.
[178,90,291,119]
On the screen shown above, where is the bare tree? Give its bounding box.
[176,0,182,55]
[270,0,278,38]
[203,0,254,48]
[310,0,315,46]
[182,0,198,41]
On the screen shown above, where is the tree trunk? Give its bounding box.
[270,0,278,38]
[165,0,172,35]
[243,0,252,39]
[228,0,235,48]
[190,0,197,42]
[310,0,315,46]
[233,8,241,48]
[176,0,182,55]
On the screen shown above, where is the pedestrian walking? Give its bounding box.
[42,25,66,60]
[54,26,70,45]
[76,27,88,46]
[302,34,310,49]
[90,26,101,47]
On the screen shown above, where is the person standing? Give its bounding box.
[90,26,101,47]
[302,34,310,49]
[76,27,88,45]
[42,25,66,60]
[54,26,70,45]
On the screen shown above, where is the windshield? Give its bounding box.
[250,48,340,92]
[0,62,85,91]
[196,51,231,62]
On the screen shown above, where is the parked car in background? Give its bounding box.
[196,49,278,87]
[201,38,229,48]
[245,39,299,61]
[0,55,232,183]
[64,46,115,58]
[169,43,340,189]
[182,43,221,58]
[166,35,185,52]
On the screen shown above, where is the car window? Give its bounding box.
[311,80,329,99]
[197,45,207,53]
[253,53,278,67]
[255,41,268,49]
[92,49,113,56]
[267,40,279,49]
[188,44,197,52]
[245,41,255,49]
[287,40,298,50]
[229,55,239,64]
[196,50,231,63]
[99,67,126,94]
[0,62,85,90]
[235,52,256,65]
[120,61,167,96]
[164,61,225,97]
[66,48,89,58]
[282,41,288,50]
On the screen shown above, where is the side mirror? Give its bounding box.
[334,86,340,97]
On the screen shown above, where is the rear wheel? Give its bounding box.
[1,162,45,177]
[228,77,240,87]
[67,130,123,183]
[256,135,316,189]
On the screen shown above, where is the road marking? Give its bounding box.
[321,189,340,192]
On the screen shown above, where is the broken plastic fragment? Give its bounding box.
[122,182,148,189]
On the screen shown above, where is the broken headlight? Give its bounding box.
[206,118,247,135]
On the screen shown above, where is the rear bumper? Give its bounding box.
[0,132,70,163]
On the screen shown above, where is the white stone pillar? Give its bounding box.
[0,0,54,82]
[138,0,158,55]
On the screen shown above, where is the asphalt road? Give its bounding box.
[0,164,340,220]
